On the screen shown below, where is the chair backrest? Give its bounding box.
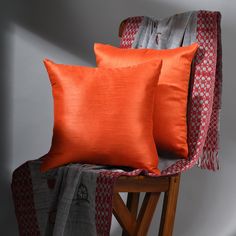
[118,11,222,175]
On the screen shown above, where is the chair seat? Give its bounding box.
[114,175,170,193]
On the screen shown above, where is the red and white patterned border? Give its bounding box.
[11,162,40,235]
[120,16,143,48]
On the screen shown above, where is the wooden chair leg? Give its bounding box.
[113,192,160,236]
[135,192,160,236]
[113,193,136,236]
[122,193,140,236]
[159,174,181,236]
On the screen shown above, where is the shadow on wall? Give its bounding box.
[12,0,182,65]
[3,0,236,236]
[0,1,18,235]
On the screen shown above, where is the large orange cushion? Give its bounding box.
[94,43,198,158]
[41,59,162,174]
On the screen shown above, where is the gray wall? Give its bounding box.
[1,0,236,235]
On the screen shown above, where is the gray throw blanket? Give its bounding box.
[127,11,221,174]
[133,11,197,49]
[133,12,198,171]
[30,160,100,236]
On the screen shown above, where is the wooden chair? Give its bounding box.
[112,22,181,236]
[113,174,180,236]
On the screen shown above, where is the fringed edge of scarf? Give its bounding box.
[198,149,220,171]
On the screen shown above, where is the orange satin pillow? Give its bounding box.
[94,43,198,158]
[41,59,162,174]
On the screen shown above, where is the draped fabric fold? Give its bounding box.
[12,10,222,235]
[120,10,222,174]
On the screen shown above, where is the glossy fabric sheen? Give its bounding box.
[94,43,198,158]
[41,59,162,174]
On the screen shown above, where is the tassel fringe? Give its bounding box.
[197,149,219,171]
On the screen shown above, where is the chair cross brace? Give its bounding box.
[112,174,180,236]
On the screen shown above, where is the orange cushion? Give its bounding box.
[94,43,198,158]
[41,59,162,174]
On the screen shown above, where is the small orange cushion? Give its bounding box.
[94,43,198,158]
[41,59,162,174]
